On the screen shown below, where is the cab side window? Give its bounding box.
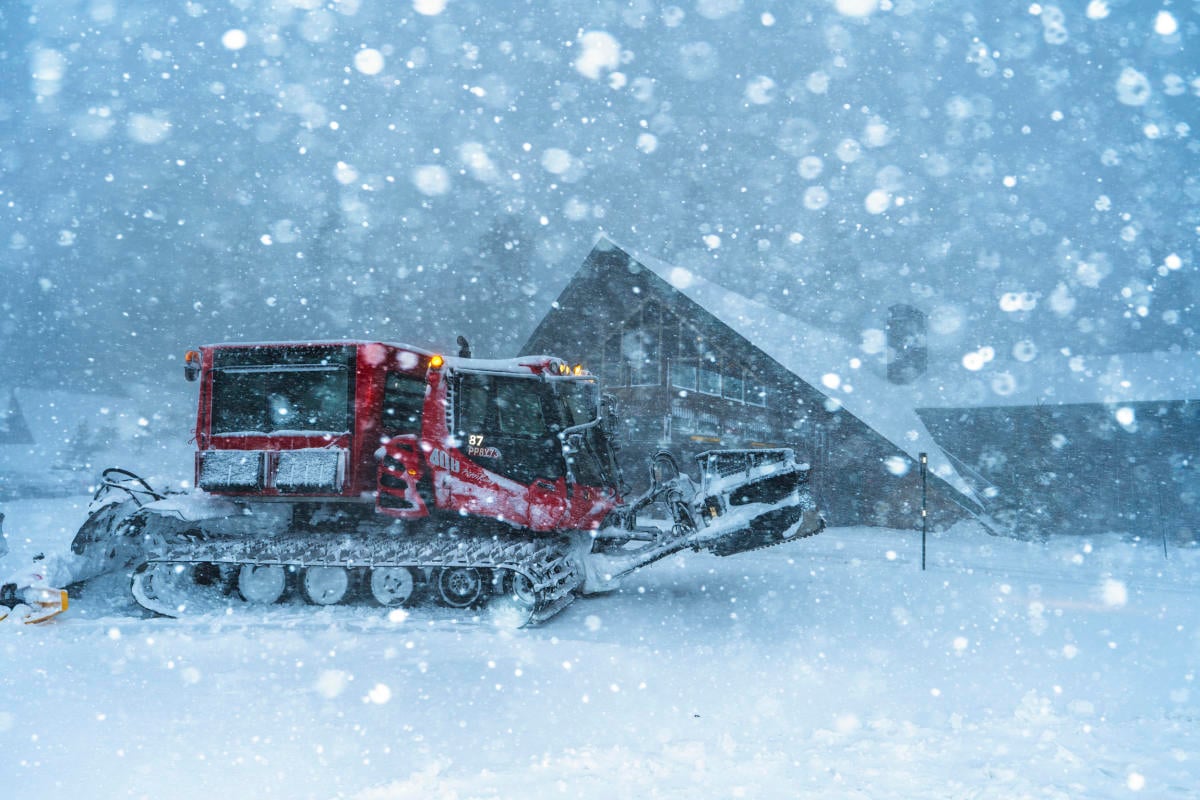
[382,372,425,435]
[454,373,563,483]
[495,378,551,437]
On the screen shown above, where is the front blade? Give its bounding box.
[0,584,69,625]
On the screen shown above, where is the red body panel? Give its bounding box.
[193,341,619,535]
[193,342,428,499]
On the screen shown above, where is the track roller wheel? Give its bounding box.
[436,567,486,608]
[192,562,223,587]
[301,566,350,606]
[506,571,536,608]
[132,562,199,616]
[237,564,287,604]
[369,567,416,607]
[134,562,181,602]
[483,570,537,628]
[133,562,167,604]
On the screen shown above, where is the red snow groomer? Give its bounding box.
[2,339,822,625]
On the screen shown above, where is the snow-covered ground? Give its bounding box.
[2,497,1197,799]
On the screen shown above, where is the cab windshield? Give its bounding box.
[555,379,600,429]
[453,372,612,487]
[553,379,613,488]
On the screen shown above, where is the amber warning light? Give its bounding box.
[429,354,445,369]
[183,350,201,382]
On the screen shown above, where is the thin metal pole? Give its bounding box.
[1158,485,1168,561]
[920,452,928,571]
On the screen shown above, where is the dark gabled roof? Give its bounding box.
[524,236,774,367]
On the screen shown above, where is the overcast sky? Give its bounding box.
[1,0,1195,392]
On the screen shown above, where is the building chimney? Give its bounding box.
[887,304,927,384]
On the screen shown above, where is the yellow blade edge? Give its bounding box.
[26,590,70,625]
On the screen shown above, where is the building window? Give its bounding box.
[602,332,624,388]
[627,327,659,386]
[677,322,700,359]
[723,372,744,403]
[634,302,663,386]
[747,378,767,407]
[698,359,721,396]
[382,371,425,435]
[604,301,670,388]
[670,358,697,390]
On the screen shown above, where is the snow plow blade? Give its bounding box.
[0,583,69,625]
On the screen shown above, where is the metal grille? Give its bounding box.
[198,450,265,491]
[275,449,345,493]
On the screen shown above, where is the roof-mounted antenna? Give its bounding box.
[456,336,472,358]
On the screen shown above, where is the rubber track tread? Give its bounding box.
[140,531,581,622]
[705,507,825,558]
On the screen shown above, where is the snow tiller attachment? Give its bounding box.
[581,448,823,591]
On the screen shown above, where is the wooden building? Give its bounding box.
[911,357,1200,542]
[522,239,981,529]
